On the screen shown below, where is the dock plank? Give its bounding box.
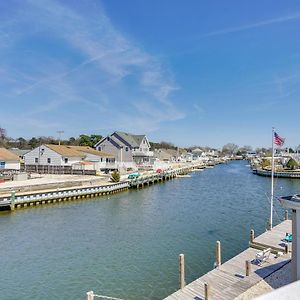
[164,221,292,300]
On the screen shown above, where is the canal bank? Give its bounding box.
[1,160,299,300]
[0,166,193,211]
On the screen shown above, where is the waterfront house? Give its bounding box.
[95,131,153,169]
[67,146,116,170]
[0,148,20,170]
[24,144,115,173]
[153,148,178,162]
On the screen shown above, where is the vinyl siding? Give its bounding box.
[24,145,82,166]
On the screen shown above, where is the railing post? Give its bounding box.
[204,282,210,300]
[179,254,185,289]
[250,229,255,243]
[245,260,251,276]
[215,241,221,267]
[87,291,94,300]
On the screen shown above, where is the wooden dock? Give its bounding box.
[164,221,292,300]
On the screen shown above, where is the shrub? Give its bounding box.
[110,170,120,182]
[286,158,299,170]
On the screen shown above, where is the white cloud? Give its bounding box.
[202,13,300,37]
[1,0,184,136]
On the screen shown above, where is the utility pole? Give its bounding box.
[57,130,64,145]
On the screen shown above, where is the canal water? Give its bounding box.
[1,160,299,300]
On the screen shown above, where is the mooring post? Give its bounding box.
[10,190,15,211]
[285,243,289,254]
[250,229,255,243]
[285,210,289,220]
[204,282,210,300]
[179,254,185,289]
[86,291,94,300]
[215,240,221,267]
[245,260,251,276]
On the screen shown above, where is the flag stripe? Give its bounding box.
[274,132,285,146]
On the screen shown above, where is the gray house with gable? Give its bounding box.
[94,131,153,169]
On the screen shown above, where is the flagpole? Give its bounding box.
[270,127,275,230]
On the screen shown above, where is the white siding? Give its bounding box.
[24,145,82,166]
[0,161,20,170]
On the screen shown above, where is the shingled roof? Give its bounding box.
[114,131,146,148]
[67,146,114,157]
[45,144,85,158]
[0,148,20,161]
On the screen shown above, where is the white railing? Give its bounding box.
[132,150,153,157]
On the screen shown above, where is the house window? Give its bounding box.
[64,158,68,163]
[35,158,38,163]
[0,161,5,169]
[98,147,101,151]
[143,140,146,144]
[125,147,129,152]
[47,158,51,164]
[107,137,110,141]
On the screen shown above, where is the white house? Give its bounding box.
[24,144,84,167]
[0,148,20,170]
[24,144,116,173]
[67,146,116,170]
[95,131,153,169]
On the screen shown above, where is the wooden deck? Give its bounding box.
[164,221,292,300]
[251,220,292,252]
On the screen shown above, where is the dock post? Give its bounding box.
[285,243,289,254]
[204,283,210,300]
[245,260,251,276]
[285,210,289,220]
[250,229,255,243]
[10,191,15,211]
[215,240,221,267]
[179,254,185,289]
[86,291,94,300]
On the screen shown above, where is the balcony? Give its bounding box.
[132,150,154,157]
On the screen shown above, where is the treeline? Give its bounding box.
[0,128,102,149]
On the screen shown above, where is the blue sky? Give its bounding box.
[1,0,300,148]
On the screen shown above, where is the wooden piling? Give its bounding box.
[204,282,210,300]
[179,254,185,289]
[250,229,255,243]
[285,210,289,220]
[245,260,250,276]
[215,241,221,267]
[285,244,289,254]
[86,291,94,300]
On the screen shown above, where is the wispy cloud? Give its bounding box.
[202,13,300,37]
[0,0,184,137]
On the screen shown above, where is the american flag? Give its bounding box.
[274,132,285,146]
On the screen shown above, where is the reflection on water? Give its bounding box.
[0,161,299,300]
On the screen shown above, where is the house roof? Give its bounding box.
[0,148,20,161]
[114,131,146,148]
[154,149,177,161]
[10,149,31,157]
[67,146,114,157]
[45,144,85,158]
